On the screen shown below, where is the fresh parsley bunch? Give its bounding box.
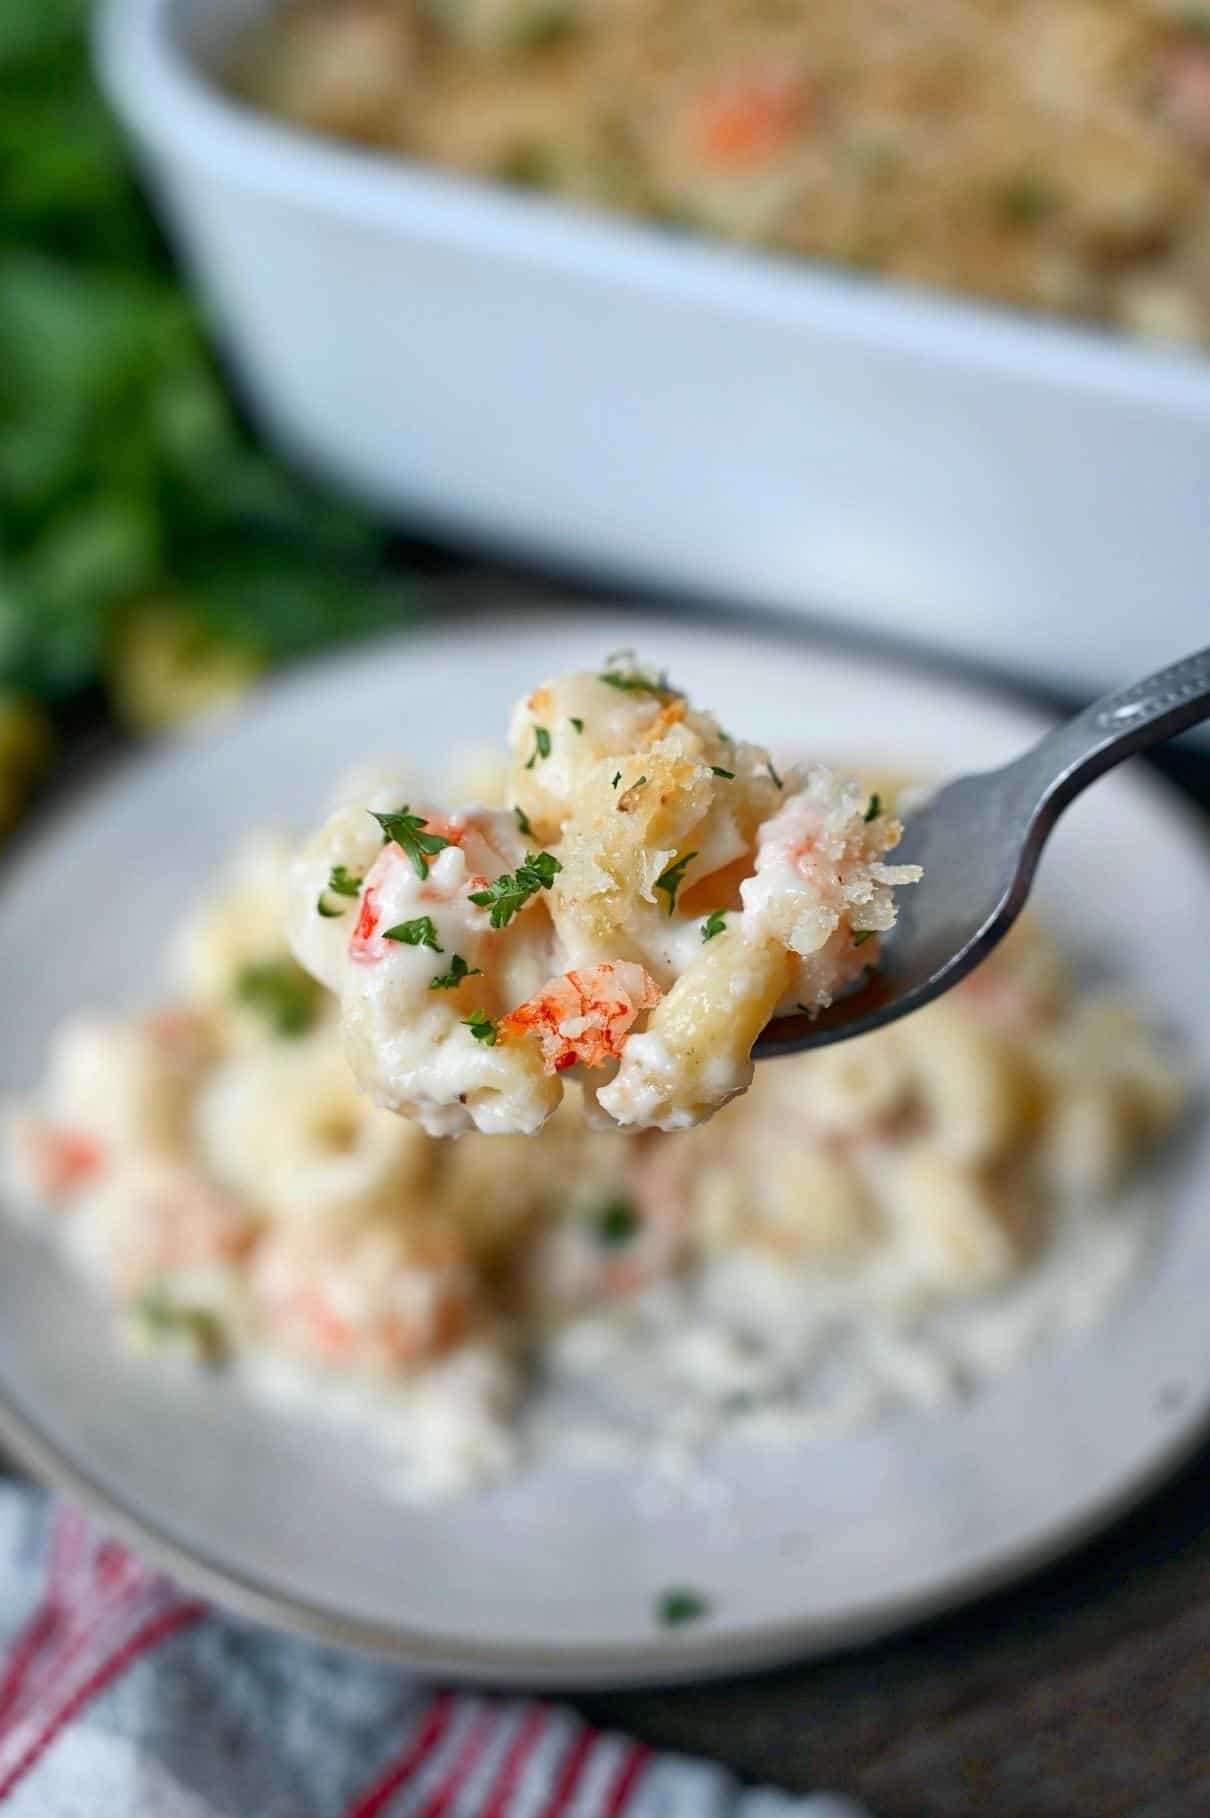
[0,0,415,731]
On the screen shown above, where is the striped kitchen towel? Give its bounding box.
[0,1487,866,1818]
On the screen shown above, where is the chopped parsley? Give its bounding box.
[235,960,320,1038]
[514,804,533,837]
[569,716,584,733]
[593,1197,639,1246]
[853,928,875,947]
[316,863,363,918]
[766,759,784,791]
[612,771,622,788]
[654,851,698,916]
[656,1588,710,1627]
[525,725,552,769]
[507,2,578,47]
[864,793,882,822]
[370,807,451,880]
[469,851,562,928]
[995,176,1057,227]
[431,954,482,990]
[463,1009,498,1046]
[710,765,735,779]
[599,666,682,703]
[700,910,727,942]
[131,1285,226,1361]
[795,1002,812,1014]
[382,915,443,952]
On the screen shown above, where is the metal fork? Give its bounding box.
[754,646,1210,1060]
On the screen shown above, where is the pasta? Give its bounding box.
[286,657,921,1134]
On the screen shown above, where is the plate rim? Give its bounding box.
[2,605,1208,1688]
[1,1363,1207,1689]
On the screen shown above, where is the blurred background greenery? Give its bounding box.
[0,0,418,829]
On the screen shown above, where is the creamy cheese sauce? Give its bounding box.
[287,661,921,1135]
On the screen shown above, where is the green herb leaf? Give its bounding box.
[569,716,584,733]
[599,667,681,702]
[853,928,875,947]
[370,806,451,880]
[612,771,622,789]
[317,862,363,917]
[382,915,443,952]
[469,851,562,929]
[654,851,698,916]
[766,759,784,791]
[506,1,579,48]
[513,804,533,837]
[710,765,735,779]
[656,1588,710,1627]
[235,959,320,1038]
[863,793,882,822]
[994,176,1057,226]
[525,725,552,769]
[593,1197,639,1246]
[463,1009,498,1046]
[431,953,482,990]
[130,1284,226,1361]
[700,909,727,942]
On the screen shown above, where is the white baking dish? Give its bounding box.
[98,0,1210,695]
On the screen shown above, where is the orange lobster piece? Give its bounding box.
[687,68,814,170]
[501,962,662,1073]
[15,1120,106,1200]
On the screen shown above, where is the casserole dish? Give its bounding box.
[98,0,1210,695]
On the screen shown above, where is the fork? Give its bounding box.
[754,646,1210,1060]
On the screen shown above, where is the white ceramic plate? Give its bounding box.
[1,610,1207,1688]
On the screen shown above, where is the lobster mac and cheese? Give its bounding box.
[285,658,921,1136]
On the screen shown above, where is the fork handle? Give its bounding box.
[1009,645,1210,833]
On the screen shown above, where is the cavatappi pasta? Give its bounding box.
[2,783,1185,1498]
[234,0,1210,349]
[285,658,921,1135]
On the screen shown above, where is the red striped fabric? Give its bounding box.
[478,1705,551,1818]
[344,1690,458,1818]
[0,1508,82,1730]
[412,1704,499,1818]
[0,1604,59,1731]
[532,1723,599,1818]
[604,1740,653,1815]
[0,1505,205,1802]
[0,1507,659,1818]
[0,1600,205,1800]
